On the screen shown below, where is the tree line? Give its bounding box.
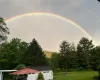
[0,38,48,69]
[50,37,96,71]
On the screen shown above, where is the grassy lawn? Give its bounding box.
[54,71,98,80]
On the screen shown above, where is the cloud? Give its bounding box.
[0,0,100,44]
[0,0,85,18]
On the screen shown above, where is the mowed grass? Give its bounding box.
[54,71,98,80]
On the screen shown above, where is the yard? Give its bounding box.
[3,71,98,80]
[54,71,98,80]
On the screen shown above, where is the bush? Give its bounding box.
[15,64,26,70]
[37,72,44,80]
[93,76,100,80]
[93,65,100,80]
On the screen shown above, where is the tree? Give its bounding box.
[37,72,44,80]
[69,43,77,69]
[0,42,12,69]
[77,37,94,69]
[59,41,71,70]
[0,38,28,69]
[49,53,60,70]
[59,41,77,70]
[8,38,28,67]
[90,46,100,78]
[90,46,100,71]
[59,41,71,56]
[0,17,9,42]
[24,38,48,66]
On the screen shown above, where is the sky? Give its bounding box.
[7,14,92,52]
[0,0,100,51]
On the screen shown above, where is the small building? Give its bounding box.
[31,66,53,80]
[11,66,53,80]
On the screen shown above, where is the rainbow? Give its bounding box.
[5,12,97,44]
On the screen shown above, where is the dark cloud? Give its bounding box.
[0,0,84,18]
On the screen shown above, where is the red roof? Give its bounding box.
[10,68,40,75]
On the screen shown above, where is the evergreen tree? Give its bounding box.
[59,41,71,56]
[69,43,77,69]
[77,37,94,69]
[24,38,48,66]
[59,41,74,70]
[37,72,44,80]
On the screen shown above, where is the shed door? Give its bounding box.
[27,73,38,80]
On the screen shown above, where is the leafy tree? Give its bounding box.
[8,38,28,67]
[0,38,28,69]
[0,17,9,42]
[49,53,60,70]
[24,38,48,66]
[0,42,12,69]
[90,46,100,71]
[37,72,44,80]
[90,46,100,79]
[77,37,94,69]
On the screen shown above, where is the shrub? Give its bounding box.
[93,76,100,80]
[15,64,26,70]
[37,72,44,80]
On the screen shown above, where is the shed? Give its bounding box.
[11,66,53,80]
[30,66,53,80]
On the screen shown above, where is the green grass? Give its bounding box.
[54,71,98,80]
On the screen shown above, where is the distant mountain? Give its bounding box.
[44,51,53,58]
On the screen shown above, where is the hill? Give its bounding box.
[44,51,53,58]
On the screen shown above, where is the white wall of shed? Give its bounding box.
[0,72,2,80]
[41,70,53,80]
[27,70,53,80]
[27,73,38,80]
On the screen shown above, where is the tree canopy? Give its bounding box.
[0,38,28,69]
